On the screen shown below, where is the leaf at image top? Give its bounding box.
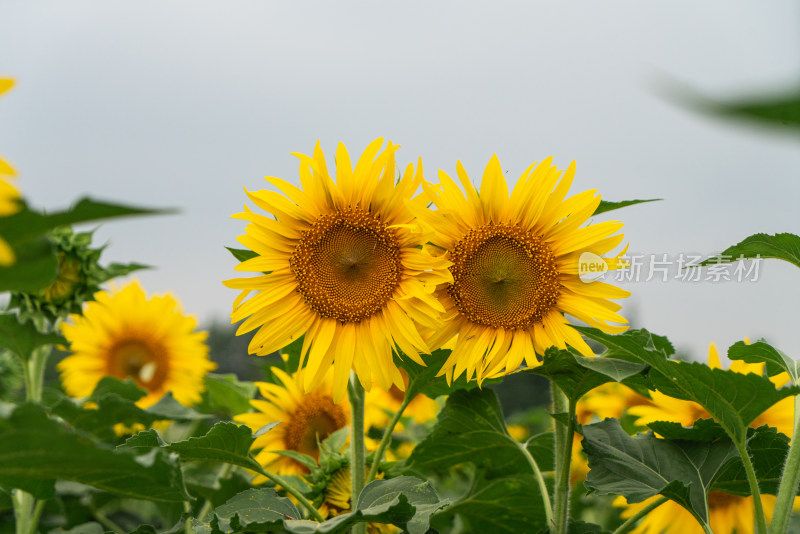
[582,418,738,525]
[728,340,800,384]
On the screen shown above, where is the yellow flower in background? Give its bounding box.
[576,382,652,425]
[365,370,440,429]
[628,343,794,438]
[413,155,629,383]
[235,368,352,477]
[59,281,215,408]
[613,494,787,534]
[319,467,398,534]
[0,78,21,266]
[225,139,452,402]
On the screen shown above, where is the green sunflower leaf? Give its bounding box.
[397,349,500,400]
[528,347,647,401]
[405,388,547,532]
[0,403,190,502]
[582,418,739,526]
[593,199,661,216]
[525,432,555,473]
[728,340,800,384]
[191,488,301,534]
[712,425,791,496]
[697,232,800,269]
[574,327,800,443]
[225,247,258,264]
[117,429,166,453]
[0,313,65,362]
[0,237,58,292]
[166,422,262,472]
[197,373,257,417]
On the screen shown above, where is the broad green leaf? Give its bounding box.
[529,347,647,401]
[575,327,800,443]
[273,450,318,471]
[728,340,800,383]
[225,246,258,263]
[697,233,800,269]
[117,429,166,453]
[525,432,555,473]
[712,426,791,496]
[166,422,262,472]
[197,374,257,417]
[146,392,210,421]
[646,418,727,442]
[207,488,301,532]
[594,199,661,216]
[582,418,738,525]
[406,389,546,533]
[0,237,57,292]
[89,376,147,402]
[0,313,65,362]
[0,404,190,502]
[355,477,442,534]
[669,86,800,130]
[431,472,546,534]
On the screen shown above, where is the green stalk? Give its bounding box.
[552,385,575,534]
[348,376,367,534]
[519,438,553,527]
[611,496,668,534]
[366,387,412,484]
[769,393,800,534]
[25,345,51,403]
[253,465,325,522]
[734,438,768,534]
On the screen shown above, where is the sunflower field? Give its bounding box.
[1,10,800,534]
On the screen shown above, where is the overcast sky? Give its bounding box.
[1,1,798,361]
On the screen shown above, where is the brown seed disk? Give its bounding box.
[283,393,348,459]
[448,223,560,330]
[106,338,169,390]
[290,206,402,323]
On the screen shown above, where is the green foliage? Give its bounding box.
[575,327,800,443]
[225,246,259,264]
[196,373,257,417]
[669,85,800,130]
[166,422,263,472]
[698,232,800,269]
[728,340,800,384]
[0,313,65,362]
[528,347,647,401]
[712,426,792,496]
[593,199,661,216]
[582,418,738,526]
[0,198,167,292]
[0,403,190,502]
[406,388,548,532]
[396,349,500,400]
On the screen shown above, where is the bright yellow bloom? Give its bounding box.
[0,78,21,266]
[225,139,452,402]
[628,343,794,438]
[413,155,629,382]
[59,281,214,408]
[319,467,398,534]
[614,494,784,534]
[576,382,653,425]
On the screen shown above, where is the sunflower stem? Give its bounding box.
[734,437,768,534]
[552,384,575,534]
[769,392,800,534]
[366,386,413,484]
[348,375,367,534]
[25,344,51,404]
[254,465,325,522]
[611,496,668,534]
[520,438,553,527]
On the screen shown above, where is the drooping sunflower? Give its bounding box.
[224,139,452,401]
[628,342,794,438]
[613,493,793,534]
[319,467,398,534]
[59,280,215,408]
[412,155,629,382]
[0,78,21,266]
[235,367,352,477]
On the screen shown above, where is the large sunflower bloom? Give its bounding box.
[225,139,452,402]
[59,281,215,408]
[628,343,794,438]
[413,155,629,382]
[0,78,21,266]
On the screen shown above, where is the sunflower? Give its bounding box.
[225,139,452,402]
[412,155,629,382]
[612,493,796,534]
[59,280,214,408]
[235,367,354,477]
[0,78,21,266]
[628,343,794,438]
[319,466,398,534]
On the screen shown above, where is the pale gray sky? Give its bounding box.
[1,1,798,361]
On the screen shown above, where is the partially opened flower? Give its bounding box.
[225,139,451,401]
[0,78,21,266]
[319,466,398,534]
[59,281,215,407]
[413,155,629,382]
